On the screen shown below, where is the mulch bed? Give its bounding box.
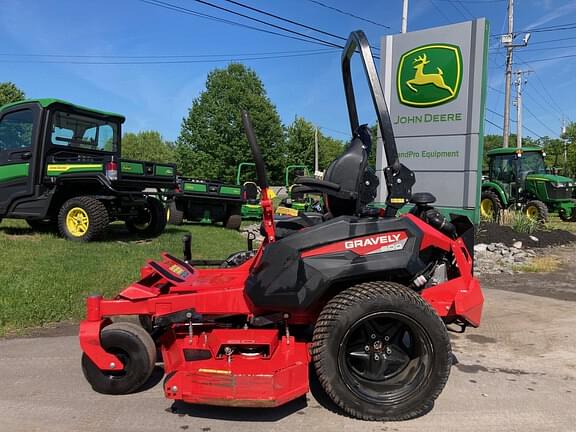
[476,222,576,248]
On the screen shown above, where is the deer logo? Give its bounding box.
[406,53,455,96]
[396,44,462,107]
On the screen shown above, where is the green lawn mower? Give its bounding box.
[236,162,275,219]
[481,146,576,222]
[276,165,322,216]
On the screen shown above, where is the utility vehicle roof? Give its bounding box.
[0,98,125,122]
[487,146,543,156]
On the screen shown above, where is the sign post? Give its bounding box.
[376,19,489,224]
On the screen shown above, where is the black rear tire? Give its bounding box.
[125,197,166,237]
[167,201,184,225]
[480,190,502,221]
[81,322,156,395]
[312,281,451,421]
[58,196,109,242]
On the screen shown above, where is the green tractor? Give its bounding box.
[481,146,576,222]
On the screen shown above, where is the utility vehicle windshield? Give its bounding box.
[50,111,118,152]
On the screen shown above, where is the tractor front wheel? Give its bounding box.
[559,199,576,222]
[524,200,549,222]
[81,322,156,395]
[480,190,502,221]
[125,197,167,237]
[312,281,451,421]
[58,196,109,241]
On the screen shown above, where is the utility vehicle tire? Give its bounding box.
[167,201,184,225]
[224,207,242,230]
[58,196,109,242]
[27,218,57,233]
[480,190,502,221]
[559,199,576,222]
[524,200,549,222]
[312,281,451,421]
[81,322,156,395]
[125,197,166,237]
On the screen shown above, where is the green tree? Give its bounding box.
[561,122,576,177]
[176,64,284,183]
[122,131,175,163]
[281,116,346,177]
[0,82,25,107]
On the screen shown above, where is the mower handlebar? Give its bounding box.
[241,111,269,190]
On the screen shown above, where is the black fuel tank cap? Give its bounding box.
[410,192,436,205]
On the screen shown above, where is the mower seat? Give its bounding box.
[292,125,377,217]
[243,181,260,205]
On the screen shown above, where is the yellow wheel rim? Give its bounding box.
[166,207,171,222]
[525,205,539,220]
[66,207,89,237]
[480,198,494,218]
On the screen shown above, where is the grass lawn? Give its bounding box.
[0,219,247,336]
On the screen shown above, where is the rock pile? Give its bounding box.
[473,241,537,275]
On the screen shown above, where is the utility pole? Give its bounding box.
[502,0,514,147]
[314,127,319,174]
[514,70,532,148]
[514,71,523,148]
[402,0,408,33]
[562,117,568,171]
[501,0,531,148]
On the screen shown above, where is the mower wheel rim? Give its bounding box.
[337,311,434,404]
[66,207,89,237]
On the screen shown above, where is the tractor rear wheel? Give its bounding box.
[559,199,576,222]
[312,281,451,421]
[480,191,502,221]
[167,201,184,225]
[81,322,156,395]
[524,200,549,222]
[125,197,166,237]
[58,196,109,241]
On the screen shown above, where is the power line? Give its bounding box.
[0,50,339,65]
[186,0,345,48]
[136,0,339,48]
[486,108,543,138]
[492,21,576,37]
[523,105,560,137]
[302,0,391,29]
[440,0,470,20]
[426,0,452,24]
[529,35,576,46]
[435,0,504,3]
[221,0,380,51]
[0,48,336,59]
[485,118,503,130]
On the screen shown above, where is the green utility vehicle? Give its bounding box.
[166,177,242,229]
[481,146,576,222]
[0,99,176,241]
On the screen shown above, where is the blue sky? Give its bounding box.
[1,0,574,142]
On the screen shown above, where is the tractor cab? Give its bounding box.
[482,147,576,222]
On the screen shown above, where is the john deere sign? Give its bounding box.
[397,44,462,107]
[376,19,488,223]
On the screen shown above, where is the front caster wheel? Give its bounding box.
[81,322,156,395]
[312,281,451,421]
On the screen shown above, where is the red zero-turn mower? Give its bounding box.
[79,31,483,421]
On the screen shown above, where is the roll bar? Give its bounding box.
[342,30,399,172]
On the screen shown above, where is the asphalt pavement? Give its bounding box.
[1,277,575,432]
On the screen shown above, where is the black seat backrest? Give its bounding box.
[243,181,259,202]
[323,125,371,216]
